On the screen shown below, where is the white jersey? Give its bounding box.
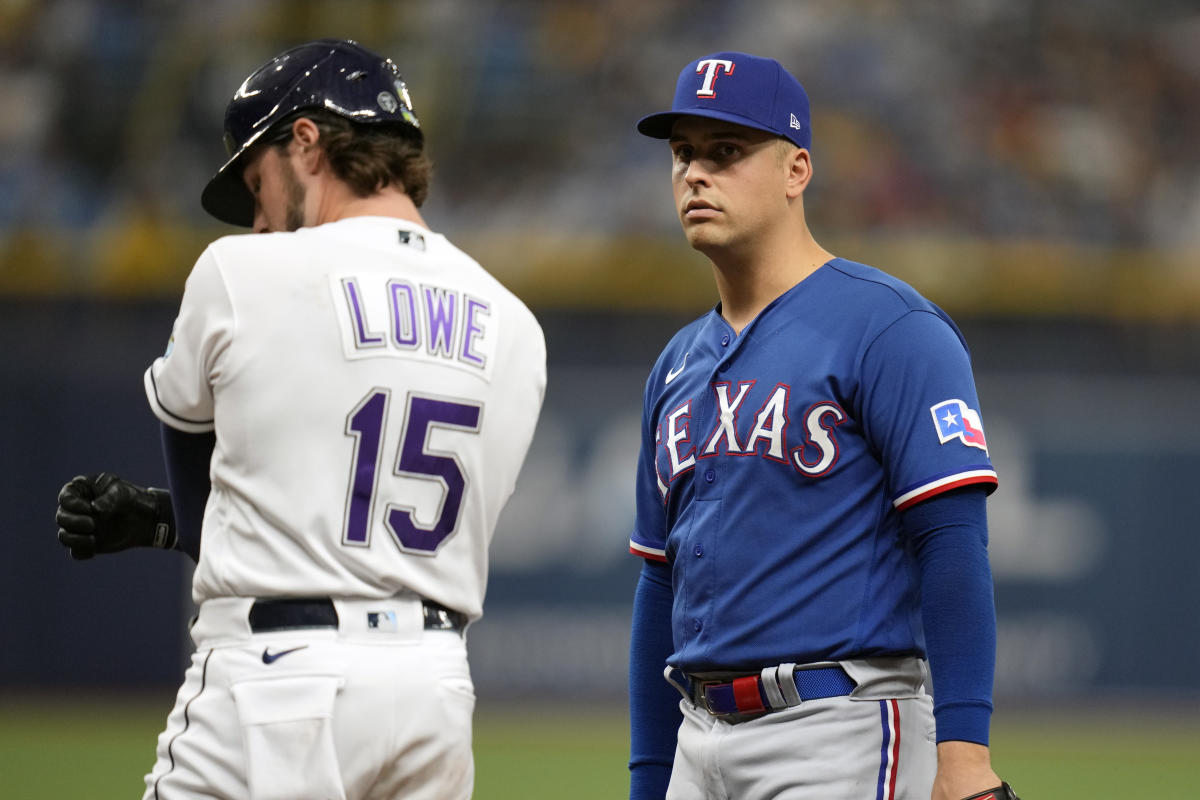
[144,216,546,619]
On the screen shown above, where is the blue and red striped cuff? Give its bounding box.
[893,467,998,511]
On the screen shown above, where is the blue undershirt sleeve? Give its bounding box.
[628,558,679,800]
[159,422,214,564]
[902,485,995,745]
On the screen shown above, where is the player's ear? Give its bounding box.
[291,117,323,174]
[784,145,813,199]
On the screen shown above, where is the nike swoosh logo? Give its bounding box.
[261,645,309,664]
[665,353,689,385]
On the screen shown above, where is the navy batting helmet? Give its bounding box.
[201,39,422,227]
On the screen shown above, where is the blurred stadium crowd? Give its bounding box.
[0,0,1197,292]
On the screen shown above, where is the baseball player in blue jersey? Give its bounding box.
[627,53,1020,800]
[54,40,545,799]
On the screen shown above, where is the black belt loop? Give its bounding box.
[421,599,468,632]
[248,597,338,631]
[248,597,466,634]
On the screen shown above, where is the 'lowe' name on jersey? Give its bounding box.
[333,274,498,380]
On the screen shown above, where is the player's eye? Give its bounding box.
[671,145,693,163]
[712,143,739,159]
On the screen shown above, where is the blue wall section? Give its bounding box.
[2,300,188,687]
[4,300,1199,699]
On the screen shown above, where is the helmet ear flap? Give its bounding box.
[200,39,422,226]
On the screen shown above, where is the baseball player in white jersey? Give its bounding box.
[54,39,546,800]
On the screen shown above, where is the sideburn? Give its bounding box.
[279,153,307,231]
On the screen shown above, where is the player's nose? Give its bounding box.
[683,159,712,187]
[252,205,270,234]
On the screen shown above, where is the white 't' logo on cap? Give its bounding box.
[696,59,734,98]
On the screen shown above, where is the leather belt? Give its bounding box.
[689,664,856,717]
[248,597,466,633]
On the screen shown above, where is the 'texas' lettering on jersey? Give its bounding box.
[331,274,496,378]
[654,379,846,498]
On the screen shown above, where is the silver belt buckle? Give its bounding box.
[697,681,732,716]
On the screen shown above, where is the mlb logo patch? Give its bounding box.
[930,399,988,451]
[367,611,398,631]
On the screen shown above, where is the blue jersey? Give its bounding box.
[629,258,997,673]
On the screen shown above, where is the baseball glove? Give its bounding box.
[55,473,176,559]
[961,782,1021,800]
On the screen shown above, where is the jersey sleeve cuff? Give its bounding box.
[630,539,667,562]
[933,700,993,745]
[892,468,998,511]
[144,367,216,434]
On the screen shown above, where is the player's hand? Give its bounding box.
[932,741,1007,800]
[55,473,176,559]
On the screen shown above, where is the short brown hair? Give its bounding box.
[273,109,433,206]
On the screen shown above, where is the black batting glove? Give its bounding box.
[55,473,177,559]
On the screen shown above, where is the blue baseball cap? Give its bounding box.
[637,51,811,150]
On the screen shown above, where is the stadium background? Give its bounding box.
[2,0,1199,796]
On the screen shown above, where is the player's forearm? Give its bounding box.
[921,558,996,744]
[903,487,996,744]
[159,423,214,563]
[628,561,678,799]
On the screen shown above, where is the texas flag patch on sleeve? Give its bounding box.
[930,399,988,452]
